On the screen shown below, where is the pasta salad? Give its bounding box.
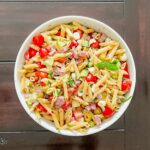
[19,21,132,133]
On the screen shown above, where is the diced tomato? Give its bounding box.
[39,48,50,58]
[40,81,46,86]
[24,51,30,60]
[124,74,130,79]
[73,110,83,120]
[36,62,46,68]
[36,71,48,78]
[32,34,44,46]
[69,40,78,48]
[90,41,100,49]
[123,64,130,79]
[89,33,93,38]
[56,31,61,36]
[121,79,131,91]
[36,103,47,112]
[68,87,78,96]
[73,29,83,38]
[86,73,98,83]
[24,48,37,60]
[48,95,53,100]
[28,48,37,58]
[70,52,75,58]
[33,76,39,82]
[102,105,114,118]
[62,101,70,110]
[56,57,68,63]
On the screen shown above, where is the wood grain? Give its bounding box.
[0,0,124,2]
[0,63,124,131]
[0,130,124,150]
[124,0,150,149]
[0,2,124,61]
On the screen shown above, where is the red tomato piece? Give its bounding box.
[123,64,130,79]
[36,71,48,78]
[33,76,39,82]
[36,103,47,112]
[86,73,98,83]
[36,62,46,68]
[56,57,68,63]
[69,40,78,48]
[62,101,70,110]
[121,79,131,91]
[56,31,61,36]
[32,34,44,46]
[89,33,93,38]
[90,41,100,49]
[28,48,37,58]
[48,95,53,100]
[70,52,75,58]
[40,81,46,86]
[124,74,130,79]
[39,48,50,58]
[102,105,114,118]
[73,110,83,120]
[24,50,30,60]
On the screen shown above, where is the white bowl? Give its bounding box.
[14,16,136,136]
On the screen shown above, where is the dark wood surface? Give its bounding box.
[0,0,150,149]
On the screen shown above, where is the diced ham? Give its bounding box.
[55,96,65,108]
[61,46,69,53]
[79,52,89,58]
[99,33,107,43]
[93,115,101,125]
[85,106,91,111]
[97,94,102,100]
[71,50,78,59]
[74,80,81,87]
[53,67,65,76]
[73,110,83,120]
[49,49,56,56]
[85,103,96,111]
[90,103,96,110]
[48,45,56,56]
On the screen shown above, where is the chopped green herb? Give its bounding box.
[67,123,72,127]
[79,90,83,93]
[67,22,73,25]
[93,98,98,102]
[48,80,51,84]
[95,61,119,71]
[49,71,53,78]
[81,40,90,47]
[112,59,119,64]
[54,89,61,96]
[121,96,132,103]
[68,80,74,87]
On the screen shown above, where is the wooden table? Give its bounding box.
[0,0,149,149]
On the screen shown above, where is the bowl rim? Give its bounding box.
[14,15,136,136]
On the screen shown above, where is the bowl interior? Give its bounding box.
[14,16,136,136]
